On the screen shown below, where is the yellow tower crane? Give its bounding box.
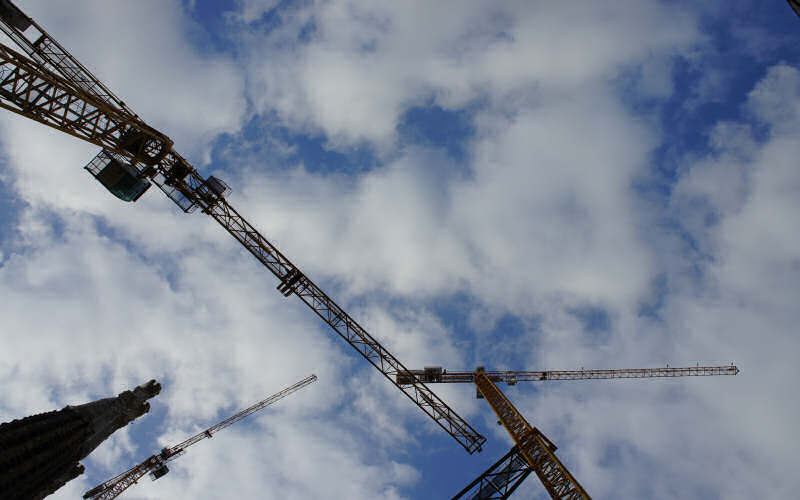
[403,364,739,499]
[0,0,484,454]
[472,368,591,499]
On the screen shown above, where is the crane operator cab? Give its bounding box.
[84,149,151,202]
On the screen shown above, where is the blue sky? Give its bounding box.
[1,1,799,499]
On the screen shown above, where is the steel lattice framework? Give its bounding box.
[451,446,532,500]
[398,364,739,385]
[0,1,137,119]
[474,369,591,500]
[83,375,318,500]
[0,0,485,454]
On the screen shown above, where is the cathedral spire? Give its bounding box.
[0,380,161,500]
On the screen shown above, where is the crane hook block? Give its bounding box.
[84,149,151,202]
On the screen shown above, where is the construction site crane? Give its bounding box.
[451,445,531,500]
[82,374,317,500]
[418,364,738,499]
[397,364,740,386]
[0,0,485,454]
[473,368,591,500]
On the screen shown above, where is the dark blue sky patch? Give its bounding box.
[216,114,380,179]
[0,167,25,264]
[180,0,240,54]
[430,294,544,369]
[598,441,626,469]
[429,292,477,337]
[624,0,799,205]
[89,214,184,292]
[569,305,612,346]
[405,431,530,499]
[638,273,668,320]
[477,313,541,370]
[397,103,475,166]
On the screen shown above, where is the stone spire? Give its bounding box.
[0,380,161,500]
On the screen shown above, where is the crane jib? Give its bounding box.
[0,0,487,458]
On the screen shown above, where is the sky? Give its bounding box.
[0,1,798,499]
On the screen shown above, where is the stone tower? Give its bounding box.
[0,380,161,500]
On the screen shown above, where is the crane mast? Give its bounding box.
[451,446,531,500]
[82,374,318,500]
[474,368,591,500]
[0,0,485,454]
[397,364,739,385]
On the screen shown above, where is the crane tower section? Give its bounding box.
[451,445,532,500]
[474,368,591,500]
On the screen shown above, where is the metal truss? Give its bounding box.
[85,376,318,500]
[203,196,486,453]
[0,11,486,453]
[452,446,532,500]
[474,369,591,499]
[0,0,137,119]
[0,42,170,165]
[398,364,739,385]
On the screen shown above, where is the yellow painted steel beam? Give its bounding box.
[474,368,591,500]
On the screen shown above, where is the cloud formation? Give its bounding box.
[0,1,797,499]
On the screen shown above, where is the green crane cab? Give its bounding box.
[84,149,151,202]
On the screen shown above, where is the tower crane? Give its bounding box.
[0,0,485,453]
[82,374,317,500]
[414,363,738,499]
[472,368,591,499]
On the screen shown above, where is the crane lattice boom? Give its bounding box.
[83,374,318,500]
[398,364,739,385]
[451,445,531,500]
[0,0,137,119]
[474,368,591,500]
[0,0,485,454]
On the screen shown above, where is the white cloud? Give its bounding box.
[239,0,699,148]
[14,0,246,165]
[2,1,798,499]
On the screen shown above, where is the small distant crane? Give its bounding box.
[82,374,317,500]
[434,364,738,499]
